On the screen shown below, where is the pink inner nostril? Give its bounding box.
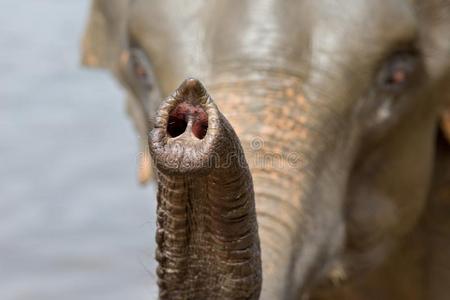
[192,115,208,139]
[167,103,208,139]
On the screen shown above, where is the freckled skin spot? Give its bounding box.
[286,88,295,98]
[296,94,308,108]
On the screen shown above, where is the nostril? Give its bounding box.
[167,115,188,138]
[192,118,208,139]
[167,103,208,139]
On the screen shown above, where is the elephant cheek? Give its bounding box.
[209,77,352,298]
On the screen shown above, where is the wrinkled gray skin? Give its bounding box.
[82,0,450,299]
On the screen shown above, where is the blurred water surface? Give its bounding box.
[0,1,157,299]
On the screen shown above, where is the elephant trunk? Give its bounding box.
[149,78,262,299]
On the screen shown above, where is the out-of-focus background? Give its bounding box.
[0,1,158,299]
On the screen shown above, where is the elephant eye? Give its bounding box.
[130,50,153,88]
[132,58,148,80]
[377,50,420,94]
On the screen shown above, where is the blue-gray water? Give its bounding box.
[0,1,158,299]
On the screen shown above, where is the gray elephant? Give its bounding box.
[81,0,450,299]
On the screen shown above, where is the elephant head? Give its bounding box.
[82,0,450,299]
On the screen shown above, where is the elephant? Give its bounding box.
[81,0,450,299]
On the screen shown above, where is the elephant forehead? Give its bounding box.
[130,0,417,85]
[309,0,417,66]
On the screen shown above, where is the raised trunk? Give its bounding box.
[151,75,349,299]
[149,79,261,299]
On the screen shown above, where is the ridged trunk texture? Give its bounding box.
[149,79,261,299]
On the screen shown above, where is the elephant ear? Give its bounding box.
[81,0,130,69]
[419,0,450,143]
[81,0,159,184]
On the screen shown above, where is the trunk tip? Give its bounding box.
[176,78,207,103]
